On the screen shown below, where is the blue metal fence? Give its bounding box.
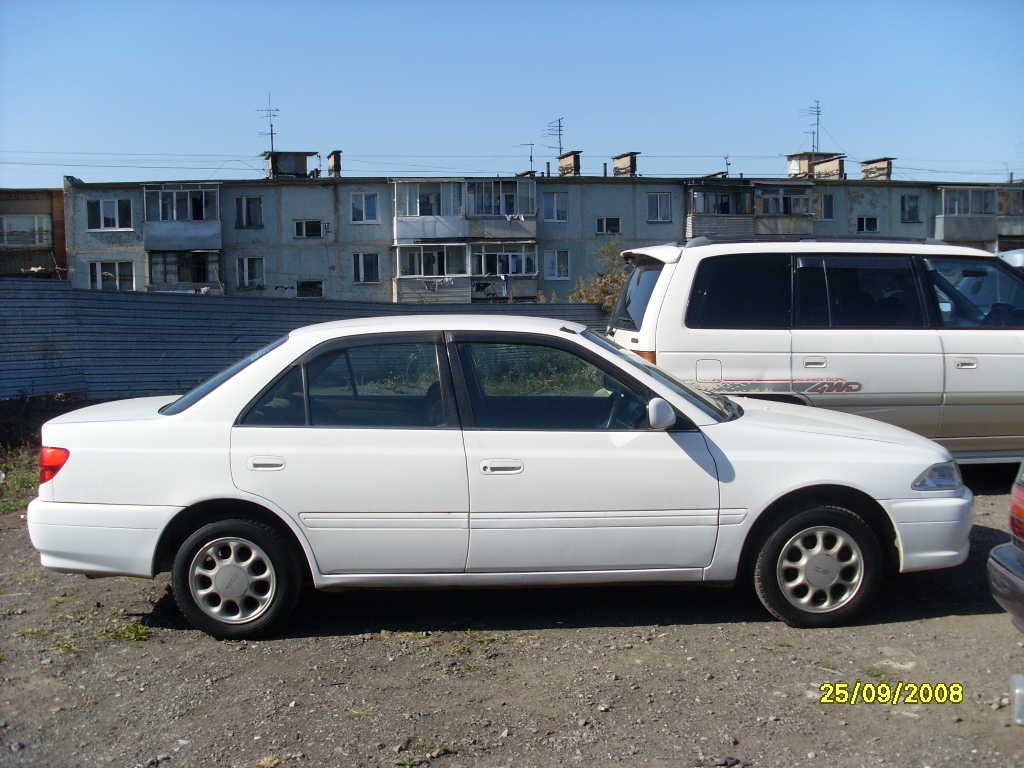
[0,279,606,401]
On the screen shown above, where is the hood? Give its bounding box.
[45,396,179,425]
[727,396,947,455]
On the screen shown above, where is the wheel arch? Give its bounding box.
[738,484,901,581]
[152,498,316,585]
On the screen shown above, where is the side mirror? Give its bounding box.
[647,397,676,431]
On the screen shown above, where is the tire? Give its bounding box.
[753,504,882,628]
[172,518,302,639]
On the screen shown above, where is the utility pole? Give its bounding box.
[258,92,280,153]
[545,117,565,156]
[519,143,535,172]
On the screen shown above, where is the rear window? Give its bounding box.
[612,263,663,331]
[686,253,791,329]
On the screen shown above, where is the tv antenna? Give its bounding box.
[518,143,535,171]
[801,99,822,153]
[258,92,280,153]
[545,117,565,155]
[723,154,731,176]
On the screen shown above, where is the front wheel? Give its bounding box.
[753,505,882,628]
[172,519,301,639]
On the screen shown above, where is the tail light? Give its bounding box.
[1011,481,1024,541]
[635,350,657,364]
[39,447,70,484]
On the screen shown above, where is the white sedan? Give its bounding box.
[28,316,973,638]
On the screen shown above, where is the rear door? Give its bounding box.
[449,332,720,574]
[790,254,942,436]
[230,333,469,574]
[920,255,1024,454]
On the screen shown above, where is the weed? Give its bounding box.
[97,619,150,642]
[16,627,53,638]
[862,665,889,680]
[0,445,38,516]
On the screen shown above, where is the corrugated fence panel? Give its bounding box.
[0,279,607,401]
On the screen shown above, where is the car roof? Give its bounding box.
[289,313,588,341]
[622,240,995,265]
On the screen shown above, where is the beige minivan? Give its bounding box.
[608,239,1024,463]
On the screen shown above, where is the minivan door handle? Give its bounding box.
[480,459,524,475]
[954,358,977,370]
[803,356,828,368]
[248,456,285,471]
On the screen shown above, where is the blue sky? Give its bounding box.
[1,0,1021,187]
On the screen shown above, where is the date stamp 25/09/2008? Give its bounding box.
[819,681,965,705]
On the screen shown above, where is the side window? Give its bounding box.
[795,255,829,328]
[458,342,650,430]
[686,254,792,329]
[923,257,1024,329]
[824,256,924,329]
[243,367,305,426]
[307,343,446,427]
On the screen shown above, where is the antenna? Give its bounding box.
[801,99,822,153]
[257,92,280,153]
[520,143,536,171]
[545,117,565,156]
[723,154,731,176]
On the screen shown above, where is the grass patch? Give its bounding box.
[0,445,38,515]
[16,627,53,638]
[861,665,889,680]
[97,619,150,642]
[52,639,84,655]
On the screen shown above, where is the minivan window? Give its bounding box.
[612,263,663,331]
[685,254,791,329]
[824,256,923,329]
[924,256,1024,329]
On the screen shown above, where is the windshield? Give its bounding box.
[159,336,287,415]
[583,330,734,422]
[611,262,663,331]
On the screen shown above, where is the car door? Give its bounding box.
[448,332,720,573]
[230,333,469,574]
[790,254,943,437]
[920,255,1024,454]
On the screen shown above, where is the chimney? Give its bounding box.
[327,150,342,178]
[558,150,582,177]
[860,157,895,181]
[545,161,551,176]
[263,150,318,180]
[612,152,640,177]
[811,155,846,180]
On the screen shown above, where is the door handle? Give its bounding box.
[480,459,524,475]
[803,357,828,368]
[248,456,285,471]
[954,359,977,370]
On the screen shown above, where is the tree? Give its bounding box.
[569,237,632,313]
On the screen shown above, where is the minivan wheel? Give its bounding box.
[753,505,881,628]
[172,519,300,639]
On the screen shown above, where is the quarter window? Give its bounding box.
[87,199,132,230]
[457,341,650,430]
[686,254,792,329]
[923,257,1024,329]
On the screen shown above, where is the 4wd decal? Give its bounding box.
[688,378,864,395]
[800,380,863,395]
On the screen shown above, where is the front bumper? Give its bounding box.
[27,498,180,578]
[988,542,1024,633]
[885,488,975,572]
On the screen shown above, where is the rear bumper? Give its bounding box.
[885,489,975,572]
[27,499,180,578]
[988,543,1024,633]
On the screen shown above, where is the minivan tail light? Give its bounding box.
[1011,482,1024,542]
[39,447,70,484]
[635,350,657,364]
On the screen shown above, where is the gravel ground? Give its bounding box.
[0,465,1021,768]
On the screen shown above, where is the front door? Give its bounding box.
[230,333,469,574]
[449,333,720,573]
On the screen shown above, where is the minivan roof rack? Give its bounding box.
[680,235,952,247]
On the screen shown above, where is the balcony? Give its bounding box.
[394,179,537,242]
[143,219,222,251]
[143,184,221,250]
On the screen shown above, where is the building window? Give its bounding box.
[856,216,878,233]
[88,261,134,291]
[144,186,218,222]
[351,192,379,223]
[943,188,995,216]
[294,220,323,238]
[818,193,835,220]
[647,192,672,222]
[756,187,810,216]
[542,192,568,222]
[149,251,220,285]
[469,244,536,276]
[463,180,534,217]
[0,214,52,245]
[596,217,621,235]
[397,183,466,217]
[296,280,323,298]
[898,194,920,223]
[397,244,471,277]
[235,196,263,228]
[543,249,570,281]
[353,252,380,283]
[87,199,132,230]
[237,256,264,288]
[998,189,1024,216]
[691,190,754,216]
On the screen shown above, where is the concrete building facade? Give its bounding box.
[0,188,65,278]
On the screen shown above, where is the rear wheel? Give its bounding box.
[753,504,881,628]
[172,518,301,639]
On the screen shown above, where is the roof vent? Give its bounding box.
[558,150,582,177]
[612,152,640,177]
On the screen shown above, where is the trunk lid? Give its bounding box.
[45,396,178,425]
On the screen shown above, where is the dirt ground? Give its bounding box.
[0,465,1021,768]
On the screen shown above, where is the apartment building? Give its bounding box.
[62,149,1024,302]
[0,187,65,277]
